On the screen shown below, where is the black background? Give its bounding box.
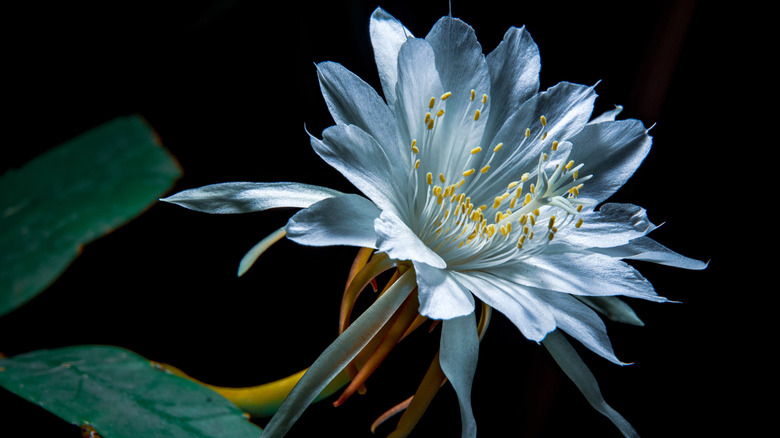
[2,1,752,437]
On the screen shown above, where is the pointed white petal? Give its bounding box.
[286,194,381,249]
[260,270,417,438]
[160,182,342,214]
[536,290,627,365]
[589,105,624,124]
[374,210,446,269]
[413,261,474,319]
[451,270,555,342]
[560,203,657,249]
[369,7,413,110]
[592,236,708,270]
[439,314,480,438]
[577,296,645,327]
[568,119,652,203]
[493,250,667,302]
[393,37,444,156]
[543,330,639,438]
[309,124,407,218]
[315,61,402,164]
[484,25,541,142]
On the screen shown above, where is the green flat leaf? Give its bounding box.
[0,345,263,437]
[0,115,182,316]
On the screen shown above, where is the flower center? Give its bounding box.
[406,90,591,269]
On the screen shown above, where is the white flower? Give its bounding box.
[162,7,706,438]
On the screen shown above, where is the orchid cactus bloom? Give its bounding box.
[162,7,705,438]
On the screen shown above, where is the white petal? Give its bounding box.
[413,261,474,320]
[568,119,652,203]
[374,210,446,269]
[484,25,541,142]
[439,314,480,438]
[470,82,597,201]
[535,290,627,365]
[315,61,402,164]
[589,104,624,124]
[560,203,657,249]
[369,7,413,110]
[494,250,666,302]
[577,296,645,327]
[260,270,417,438]
[425,16,490,164]
[543,330,639,438]
[393,37,444,155]
[451,270,555,342]
[309,124,408,218]
[160,182,342,214]
[286,194,381,249]
[592,235,708,270]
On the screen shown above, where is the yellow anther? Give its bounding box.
[424,112,431,123]
[441,91,452,100]
[427,119,434,130]
[551,226,558,233]
[493,197,502,209]
[523,193,532,205]
[523,225,530,234]
[548,232,555,241]
[530,183,536,194]
[414,159,420,169]
[411,145,419,154]
[439,173,446,184]
[529,214,536,226]
[515,186,523,198]
[533,209,540,217]
[429,97,436,109]
[552,140,559,151]
[480,165,490,174]
[482,94,488,104]
[470,89,476,101]
[486,224,496,236]
[474,109,481,121]
[433,186,442,196]
[470,146,483,154]
[543,153,548,161]
[463,168,476,177]
[507,181,519,189]
[548,216,556,230]
[540,115,547,126]
[426,172,433,185]
[541,132,548,140]
[411,139,417,147]
[493,142,503,152]
[506,222,512,233]
[518,234,526,245]
[500,225,508,237]
[495,211,503,223]
[576,218,584,228]
[576,204,584,212]
[525,128,531,138]
[565,160,575,170]
[509,197,517,209]
[456,178,466,188]
[520,173,530,182]
[519,215,528,226]
[479,205,488,212]
[437,109,445,117]
[569,187,579,196]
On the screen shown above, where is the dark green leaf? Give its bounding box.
[0,345,263,437]
[0,115,182,316]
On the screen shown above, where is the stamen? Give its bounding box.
[428,97,436,109]
[441,91,452,100]
[474,109,481,121]
[463,169,475,177]
[482,94,488,104]
[439,173,446,184]
[576,218,584,228]
[493,142,503,152]
[426,172,433,185]
[470,89,476,101]
[437,109,445,117]
[540,115,547,126]
[480,165,490,174]
[470,147,482,154]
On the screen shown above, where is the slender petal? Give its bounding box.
[577,296,645,327]
[543,330,639,438]
[451,270,555,342]
[493,250,666,302]
[286,194,381,249]
[484,25,541,142]
[238,227,287,277]
[315,61,403,165]
[160,182,342,214]
[559,203,657,249]
[568,119,653,203]
[535,290,626,365]
[309,124,407,218]
[592,235,708,270]
[439,314,480,438]
[369,7,413,110]
[260,270,417,438]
